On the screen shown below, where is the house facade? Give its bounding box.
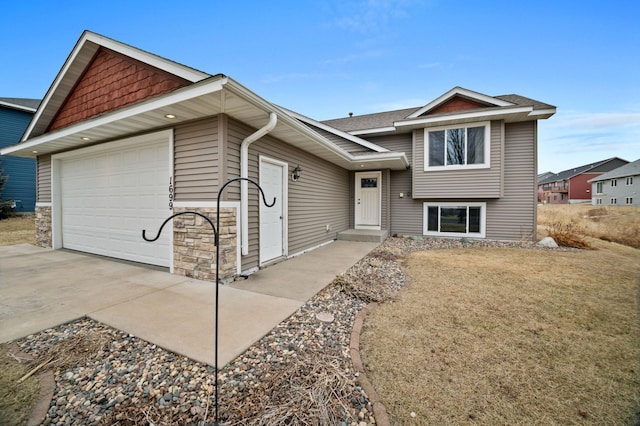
[1,31,555,282]
[589,158,639,206]
[0,98,40,212]
[537,157,629,204]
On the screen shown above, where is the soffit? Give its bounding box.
[3,78,409,171]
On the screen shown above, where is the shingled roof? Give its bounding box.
[538,157,628,184]
[589,158,640,182]
[322,92,555,133]
[0,97,41,111]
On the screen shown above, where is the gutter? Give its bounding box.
[240,112,278,255]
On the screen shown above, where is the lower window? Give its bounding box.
[423,202,486,237]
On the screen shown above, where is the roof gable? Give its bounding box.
[421,95,492,116]
[48,47,191,131]
[406,87,514,119]
[23,31,210,141]
[589,158,640,182]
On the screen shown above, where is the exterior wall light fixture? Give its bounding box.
[292,165,302,181]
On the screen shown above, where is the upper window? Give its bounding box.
[612,179,617,187]
[596,182,603,194]
[425,122,490,170]
[626,177,633,185]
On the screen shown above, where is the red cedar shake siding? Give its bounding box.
[48,48,190,131]
[426,96,488,115]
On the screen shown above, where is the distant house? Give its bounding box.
[537,158,629,204]
[1,31,556,281]
[589,159,639,206]
[0,98,40,212]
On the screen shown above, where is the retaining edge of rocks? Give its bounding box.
[350,303,391,426]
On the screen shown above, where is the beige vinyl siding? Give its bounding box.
[366,134,424,235]
[413,120,502,198]
[36,155,51,202]
[223,115,243,202]
[485,121,537,240]
[173,116,219,201]
[225,117,349,272]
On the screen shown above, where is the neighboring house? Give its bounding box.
[0,31,556,282]
[589,158,640,206]
[537,157,629,204]
[0,97,40,212]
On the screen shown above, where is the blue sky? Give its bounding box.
[1,0,638,173]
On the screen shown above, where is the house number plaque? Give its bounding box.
[168,177,174,210]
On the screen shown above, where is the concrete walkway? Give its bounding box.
[0,241,378,367]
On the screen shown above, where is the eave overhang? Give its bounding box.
[1,76,409,171]
[346,105,556,136]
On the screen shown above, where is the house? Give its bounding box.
[0,97,40,212]
[589,158,639,206]
[0,31,555,282]
[537,157,629,204]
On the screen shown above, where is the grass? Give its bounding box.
[360,239,640,424]
[0,215,35,246]
[0,344,40,426]
[538,203,640,248]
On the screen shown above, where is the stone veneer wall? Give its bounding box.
[35,205,52,248]
[173,207,237,282]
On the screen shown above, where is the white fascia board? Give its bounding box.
[528,108,557,118]
[3,78,225,156]
[22,34,95,142]
[22,31,210,142]
[0,101,37,113]
[396,106,533,128]
[286,110,389,152]
[352,152,410,168]
[350,126,398,136]
[224,78,357,163]
[407,87,515,119]
[84,32,210,82]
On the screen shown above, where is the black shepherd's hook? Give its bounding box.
[142,176,275,425]
[142,211,218,243]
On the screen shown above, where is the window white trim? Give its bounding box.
[595,181,604,194]
[423,202,486,238]
[424,121,490,171]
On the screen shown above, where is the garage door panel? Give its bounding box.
[61,137,170,267]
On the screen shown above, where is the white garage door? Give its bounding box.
[60,133,171,267]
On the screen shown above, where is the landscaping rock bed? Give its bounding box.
[15,236,551,425]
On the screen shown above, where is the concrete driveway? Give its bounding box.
[0,241,377,367]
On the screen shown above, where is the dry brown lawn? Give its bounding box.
[538,203,640,248]
[360,241,640,425]
[0,215,35,246]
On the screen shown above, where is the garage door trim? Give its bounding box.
[51,130,174,270]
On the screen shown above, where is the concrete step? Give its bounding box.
[336,229,388,243]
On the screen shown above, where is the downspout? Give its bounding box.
[241,112,278,255]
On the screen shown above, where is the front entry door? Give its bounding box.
[355,171,381,230]
[259,158,286,264]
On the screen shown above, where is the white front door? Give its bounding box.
[259,158,287,264]
[355,171,381,230]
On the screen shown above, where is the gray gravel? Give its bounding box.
[14,236,559,425]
